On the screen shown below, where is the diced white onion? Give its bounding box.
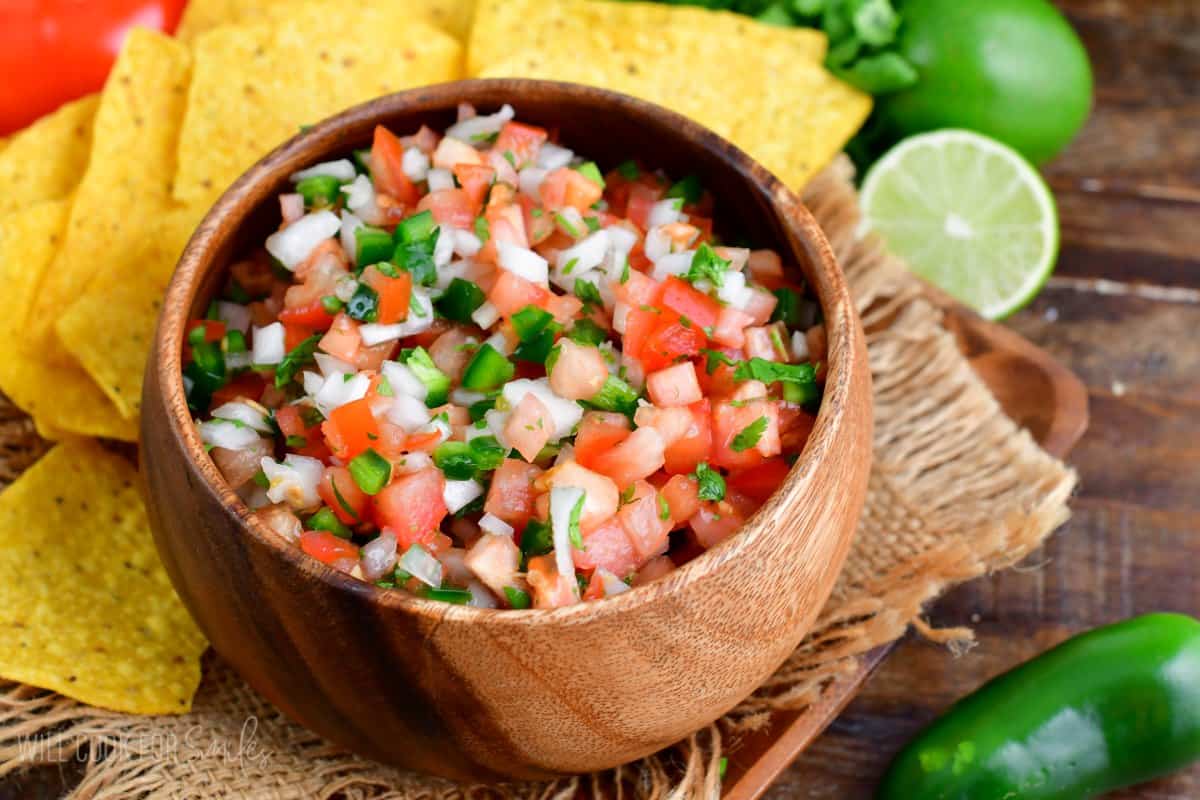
[339,210,364,266]
[479,513,514,538]
[550,486,585,581]
[393,450,433,473]
[650,251,694,283]
[360,531,398,582]
[426,168,455,191]
[496,242,549,285]
[301,371,324,396]
[451,387,487,407]
[554,206,585,237]
[313,371,371,416]
[290,159,356,183]
[225,351,252,371]
[251,322,285,365]
[453,229,483,258]
[314,352,355,377]
[552,230,609,289]
[717,269,754,309]
[399,543,443,588]
[402,147,430,182]
[518,167,547,198]
[647,198,685,228]
[792,330,810,361]
[260,454,324,510]
[612,302,630,335]
[433,258,470,290]
[381,360,428,400]
[467,580,499,608]
[211,401,272,433]
[433,225,455,267]
[597,568,631,596]
[484,408,510,446]
[443,479,484,514]
[340,174,376,216]
[334,274,359,302]
[643,226,673,262]
[279,193,304,224]
[265,210,340,270]
[386,393,431,432]
[501,378,583,442]
[536,142,574,170]
[483,332,511,356]
[466,307,500,341]
[216,301,251,334]
[446,103,514,144]
[199,419,262,451]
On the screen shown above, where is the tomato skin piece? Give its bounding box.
[485,458,543,531]
[574,412,632,470]
[660,276,721,330]
[0,0,186,135]
[663,400,712,475]
[321,397,381,461]
[373,467,448,551]
[494,121,548,168]
[727,458,791,504]
[317,466,371,525]
[300,530,360,565]
[279,300,336,331]
[370,125,419,206]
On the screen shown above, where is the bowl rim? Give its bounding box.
[150,77,863,626]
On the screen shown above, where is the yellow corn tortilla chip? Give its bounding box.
[467,0,826,77]
[177,0,478,42]
[57,206,203,419]
[173,2,463,208]
[0,94,98,217]
[0,439,207,713]
[0,201,138,441]
[478,32,869,188]
[27,29,191,367]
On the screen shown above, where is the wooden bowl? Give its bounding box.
[140,79,873,782]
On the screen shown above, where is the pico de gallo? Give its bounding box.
[185,104,826,610]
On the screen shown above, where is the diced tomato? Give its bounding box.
[370,125,419,206]
[187,319,225,343]
[318,465,371,525]
[640,313,706,372]
[540,167,603,212]
[279,300,335,331]
[488,270,550,317]
[526,554,579,608]
[494,121,548,168]
[646,361,703,408]
[743,287,779,326]
[779,406,817,451]
[613,268,662,308]
[694,348,743,399]
[587,427,666,491]
[300,530,360,566]
[618,481,671,561]
[322,397,381,461]
[582,572,606,601]
[401,124,439,154]
[535,460,620,533]
[632,554,675,586]
[746,249,786,289]
[318,313,361,363]
[432,136,484,170]
[660,474,701,525]
[361,266,412,325]
[374,467,448,551]
[744,322,790,362]
[620,306,658,361]
[573,517,640,579]
[548,339,608,400]
[209,372,266,409]
[710,395,781,470]
[353,340,397,372]
[418,188,476,229]
[542,293,583,326]
[689,502,745,549]
[485,458,543,530]
[728,458,791,504]
[712,307,754,349]
[626,183,662,230]
[275,403,332,460]
[478,202,529,264]
[504,393,552,462]
[283,322,315,352]
[518,193,556,245]
[453,163,495,212]
[663,400,712,475]
[660,276,721,330]
[574,412,632,470]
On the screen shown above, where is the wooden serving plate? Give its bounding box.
[721,289,1090,799]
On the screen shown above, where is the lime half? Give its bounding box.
[859,129,1059,320]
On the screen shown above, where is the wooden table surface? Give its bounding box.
[769,1,1200,797]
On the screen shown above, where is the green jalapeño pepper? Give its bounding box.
[878,613,1200,799]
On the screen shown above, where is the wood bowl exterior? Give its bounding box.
[140,80,872,782]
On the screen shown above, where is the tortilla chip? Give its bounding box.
[173,2,463,208]
[177,0,478,41]
[0,94,98,216]
[0,439,207,713]
[477,23,868,188]
[467,0,826,77]
[0,201,138,441]
[27,30,192,368]
[57,207,203,419]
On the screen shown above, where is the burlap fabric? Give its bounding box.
[0,157,1076,798]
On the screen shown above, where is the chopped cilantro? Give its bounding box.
[273,334,321,388]
[574,278,603,311]
[692,462,726,502]
[731,416,768,452]
[685,243,731,289]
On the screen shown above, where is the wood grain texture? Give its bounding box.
[771,2,1200,793]
[139,80,873,781]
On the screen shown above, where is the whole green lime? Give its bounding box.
[875,0,1093,165]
